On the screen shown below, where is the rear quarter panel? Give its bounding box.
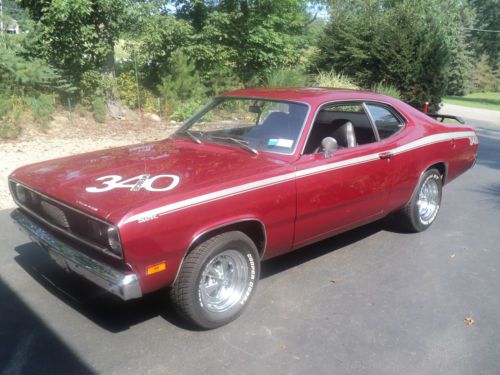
[386,111,477,212]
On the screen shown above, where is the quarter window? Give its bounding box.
[365,104,403,140]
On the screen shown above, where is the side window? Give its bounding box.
[304,103,377,154]
[366,104,404,140]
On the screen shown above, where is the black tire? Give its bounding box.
[170,231,260,329]
[397,168,443,232]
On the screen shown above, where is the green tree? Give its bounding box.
[18,0,131,84]
[315,0,473,109]
[468,0,499,69]
[152,0,309,83]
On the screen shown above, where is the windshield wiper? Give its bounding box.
[180,130,202,144]
[210,136,259,155]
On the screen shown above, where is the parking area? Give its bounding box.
[1,116,499,375]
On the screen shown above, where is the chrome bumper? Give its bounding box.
[11,209,142,301]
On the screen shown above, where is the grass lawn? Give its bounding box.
[443,92,500,111]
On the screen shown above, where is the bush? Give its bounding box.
[470,54,499,93]
[92,97,107,123]
[170,100,201,122]
[312,70,359,89]
[0,95,23,139]
[158,51,206,120]
[264,68,307,87]
[33,94,55,128]
[204,68,242,96]
[371,82,401,99]
[116,72,139,109]
[81,71,112,105]
[315,0,472,109]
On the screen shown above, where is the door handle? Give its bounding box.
[379,151,393,160]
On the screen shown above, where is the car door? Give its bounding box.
[293,102,396,248]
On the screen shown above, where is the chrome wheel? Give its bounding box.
[199,249,249,313]
[417,176,440,225]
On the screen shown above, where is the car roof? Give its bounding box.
[222,87,395,106]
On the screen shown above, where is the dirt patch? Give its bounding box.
[1,112,181,210]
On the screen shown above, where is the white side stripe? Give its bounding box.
[123,131,475,224]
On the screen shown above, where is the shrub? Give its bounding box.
[81,71,112,105]
[470,54,499,93]
[264,68,307,87]
[158,51,206,120]
[204,68,242,96]
[74,103,88,117]
[312,70,359,89]
[371,82,401,99]
[92,97,107,123]
[33,94,55,128]
[170,100,201,122]
[0,95,23,139]
[116,72,139,109]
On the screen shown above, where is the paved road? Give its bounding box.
[1,117,499,375]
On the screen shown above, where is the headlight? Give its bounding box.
[15,184,28,204]
[107,227,123,256]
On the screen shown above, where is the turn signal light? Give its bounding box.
[147,262,166,275]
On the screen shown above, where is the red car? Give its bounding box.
[9,88,478,329]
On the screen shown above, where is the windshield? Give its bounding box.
[178,98,309,154]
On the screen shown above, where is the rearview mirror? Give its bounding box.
[322,137,338,158]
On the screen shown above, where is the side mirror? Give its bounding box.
[322,137,338,158]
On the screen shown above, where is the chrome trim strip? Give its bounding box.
[9,180,123,260]
[123,131,476,224]
[11,209,142,300]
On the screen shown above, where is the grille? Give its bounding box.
[10,181,120,258]
[40,201,70,228]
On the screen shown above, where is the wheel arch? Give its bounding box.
[425,161,448,184]
[402,161,447,210]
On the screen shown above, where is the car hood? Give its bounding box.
[10,137,293,223]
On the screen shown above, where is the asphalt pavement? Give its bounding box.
[1,115,499,375]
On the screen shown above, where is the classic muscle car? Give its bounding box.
[9,88,478,329]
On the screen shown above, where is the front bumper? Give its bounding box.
[11,209,142,301]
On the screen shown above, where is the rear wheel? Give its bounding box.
[397,168,442,232]
[170,231,260,329]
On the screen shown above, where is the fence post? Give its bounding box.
[67,97,73,125]
[31,97,36,118]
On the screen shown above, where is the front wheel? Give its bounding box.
[170,231,260,329]
[397,168,443,232]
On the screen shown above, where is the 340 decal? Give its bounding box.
[86,174,180,193]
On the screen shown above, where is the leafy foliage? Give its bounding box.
[315,0,473,109]
[33,94,55,128]
[470,54,500,92]
[92,97,107,123]
[157,51,206,120]
[313,70,359,89]
[0,94,23,139]
[264,68,308,87]
[468,0,499,70]
[19,0,130,83]
[371,82,401,99]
